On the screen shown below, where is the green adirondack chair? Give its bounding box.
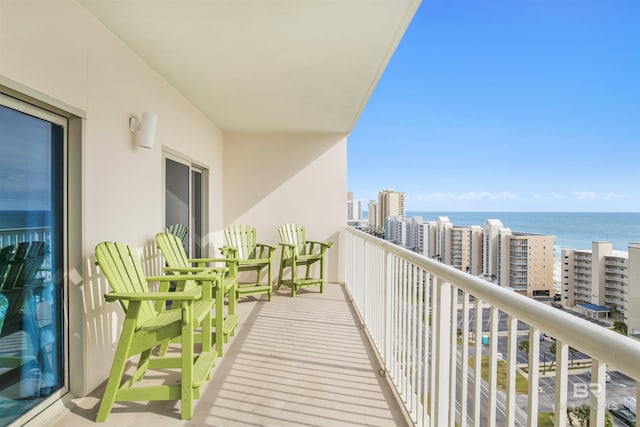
[156,232,239,357]
[0,245,14,283]
[220,224,275,301]
[0,241,47,337]
[165,223,188,243]
[277,224,333,297]
[94,241,219,422]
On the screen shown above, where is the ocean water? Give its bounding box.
[407,211,640,257]
[0,210,52,230]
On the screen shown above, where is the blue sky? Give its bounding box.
[348,1,640,212]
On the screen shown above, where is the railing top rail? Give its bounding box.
[347,226,640,380]
[0,226,52,233]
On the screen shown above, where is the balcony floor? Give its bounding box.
[48,284,409,426]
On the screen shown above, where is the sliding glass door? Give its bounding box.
[0,94,66,426]
[164,155,207,257]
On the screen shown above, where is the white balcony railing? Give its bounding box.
[0,227,52,249]
[345,226,640,427]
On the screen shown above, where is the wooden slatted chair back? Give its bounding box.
[0,243,26,291]
[20,241,46,287]
[0,245,13,282]
[224,224,257,260]
[0,242,44,291]
[0,293,7,335]
[165,224,188,242]
[156,232,199,292]
[278,223,307,257]
[95,241,159,327]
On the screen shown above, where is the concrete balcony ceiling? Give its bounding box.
[78,0,421,133]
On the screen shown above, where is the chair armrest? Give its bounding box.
[162,267,229,275]
[104,288,202,303]
[146,273,223,283]
[219,247,238,257]
[306,240,334,249]
[187,257,238,264]
[256,243,277,251]
[279,243,296,249]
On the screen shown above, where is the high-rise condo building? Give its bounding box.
[498,230,555,297]
[423,220,437,258]
[385,215,406,246]
[469,226,484,276]
[377,189,405,230]
[627,243,640,336]
[562,241,629,321]
[446,226,472,272]
[346,192,363,226]
[435,216,452,262]
[406,216,424,253]
[482,219,504,281]
[367,200,378,234]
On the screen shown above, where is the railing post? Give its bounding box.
[434,278,451,426]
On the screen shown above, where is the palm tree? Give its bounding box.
[548,341,579,368]
[570,403,614,426]
[613,321,628,336]
[518,339,529,353]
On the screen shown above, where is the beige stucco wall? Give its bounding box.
[1,0,223,396]
[222,132,347,284]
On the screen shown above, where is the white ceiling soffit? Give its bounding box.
[78,0,421,133]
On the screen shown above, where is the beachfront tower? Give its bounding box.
[482,219,504,282]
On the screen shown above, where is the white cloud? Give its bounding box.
[410,191,519,202]
[571,191,623,200]
[532,191,624,201]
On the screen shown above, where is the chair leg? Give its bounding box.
[180,304,195,420]
[96,307,140,422]
[215,287,224,356]
[320,255,325,293]
[277,259,284,289]
[267,262,272,301]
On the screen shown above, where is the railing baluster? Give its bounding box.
[416,267,425,426]
[590,360,606,427]
[409,262,415,414]
[506,315,518,426]
[553,340,569,426]
[528,327,540,427]
[429,273,438,427]
[423,271,432,427]
[487,307,499,426]
[402,259,408,403]
[449,286,458,426]
[460,291,469,427]
[434,278,451,426]
[472,297,483,427]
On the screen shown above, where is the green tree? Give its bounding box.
[569,403,614,426]
[613,321,628,336]
[518,339,529,357]
[547,341,579,369]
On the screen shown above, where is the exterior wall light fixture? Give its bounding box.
[129,112,158,149]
